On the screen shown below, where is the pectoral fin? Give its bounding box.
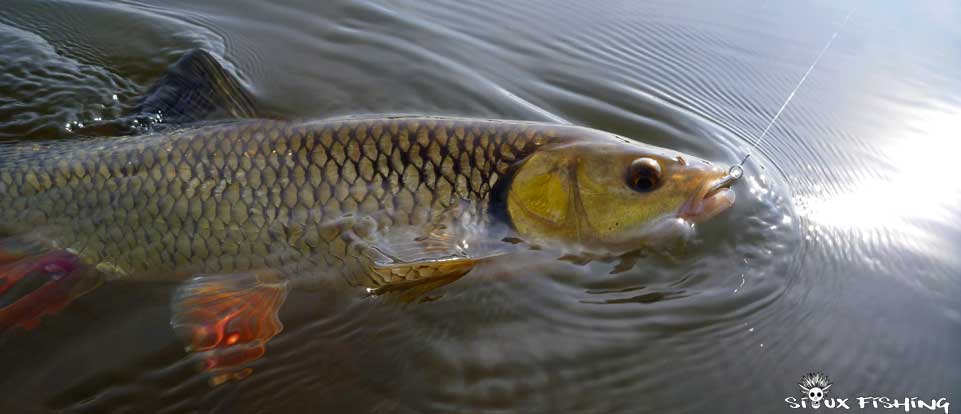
[368,257,477,303]
[170,270,288,386]
[364,229,513,303]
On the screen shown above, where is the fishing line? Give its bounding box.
[728,7,856,180]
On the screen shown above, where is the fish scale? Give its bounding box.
[0,117,558,287]
[0,51,739,377]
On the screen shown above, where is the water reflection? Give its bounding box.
[1,0,959,412]
[796,106,961,266]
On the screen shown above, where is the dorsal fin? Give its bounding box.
[133,49,259,124]
[73,50,261,136]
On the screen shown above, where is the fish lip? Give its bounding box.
[679,174,737,222]
[704,174,738,198]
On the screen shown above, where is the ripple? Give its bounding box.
[1,0,959,412]
[0,0,230,140]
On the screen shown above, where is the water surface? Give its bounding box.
[1,0,959,413]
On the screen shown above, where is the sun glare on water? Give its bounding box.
[795,107,961,264]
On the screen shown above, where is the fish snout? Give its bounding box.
[678,165,738,223]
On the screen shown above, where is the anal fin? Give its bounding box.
[0,246,100,332]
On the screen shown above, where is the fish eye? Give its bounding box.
[626,158,662,192]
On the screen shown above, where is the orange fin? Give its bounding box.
[170,271,288,386]
[0,238,45,264]
[0,249,100,331]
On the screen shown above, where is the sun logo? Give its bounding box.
[799,373,833,409]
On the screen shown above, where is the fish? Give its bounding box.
[0,50,735,383]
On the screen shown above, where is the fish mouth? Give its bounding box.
[679,173,737,223]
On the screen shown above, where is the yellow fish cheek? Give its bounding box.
[575,162,688,244]
[578,192,681,241]
[506,151,576,242]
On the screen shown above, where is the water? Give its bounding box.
[1,0,958,412]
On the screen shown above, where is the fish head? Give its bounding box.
[506,130,736,255]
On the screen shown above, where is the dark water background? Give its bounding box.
[1,0,959,413]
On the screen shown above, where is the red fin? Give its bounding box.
[0,238,44,265]
[0,250,99,331]
[171,271,288,386]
